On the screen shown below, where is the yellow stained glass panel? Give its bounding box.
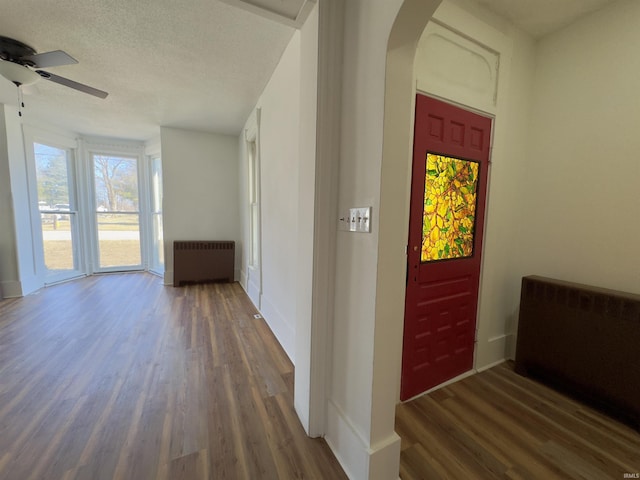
[422,153,479,262]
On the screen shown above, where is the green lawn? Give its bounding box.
[42,216,141,270]
[44,240,141,270]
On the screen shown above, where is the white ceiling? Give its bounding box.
[0,0,620,142]
[0,0,298,140]
[467,0,618,38]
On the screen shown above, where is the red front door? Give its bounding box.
[401,95,492,401]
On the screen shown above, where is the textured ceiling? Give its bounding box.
[221,0,313,25]
[0,0,620,141]
[0,0,295,140]
[468,0,618,38]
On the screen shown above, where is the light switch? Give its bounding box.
[338,209,351,231]
[351,207,371,233]
[338,206,372,233]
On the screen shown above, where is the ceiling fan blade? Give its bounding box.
[36,70,108,99]
[22,50,78,68]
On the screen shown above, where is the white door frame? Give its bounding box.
[245,108,263,308]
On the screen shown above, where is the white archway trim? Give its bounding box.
[322,2,442,479]
[369,2,444,479]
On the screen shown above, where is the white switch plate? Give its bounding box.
[338,210,351,231]
[338,206,372,233]
[351,207,371,233]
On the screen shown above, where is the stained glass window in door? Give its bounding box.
[422,153,479,262]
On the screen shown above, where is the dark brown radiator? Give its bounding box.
[173,241,235,286]
[515,275,640,428]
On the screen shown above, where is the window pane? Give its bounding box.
[35,143,70,207]
[93,155,139,212]
[34,143,77,272]
[40,214,76,271]
[97,213,141,267]
[422,153,479,262]
[93,154,141,269]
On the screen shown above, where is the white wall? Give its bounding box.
[0,106,41,296]
[477,26,537,361]
[237,7,322,435]
[160,127,240,284]
[256,33,302,363]
[519,0,640,296]
[293,2,319,434]
[238,31,301,362]
[326,2,409,479]
[0,105,22,297]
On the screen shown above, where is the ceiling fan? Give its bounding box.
[0,35,108,99]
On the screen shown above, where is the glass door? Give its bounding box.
[33,143,82,283]
[92,154,142,271]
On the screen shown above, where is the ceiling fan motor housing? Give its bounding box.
[0,35,108,98]
[0,36,37,65]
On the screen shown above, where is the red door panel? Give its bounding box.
[401,95,492,401]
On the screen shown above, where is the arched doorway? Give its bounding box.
[375,0,443,406]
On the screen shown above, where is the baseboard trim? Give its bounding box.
[325,399,367,479]
[368,431,402,480]
[476,333,508,369]
[260,295,295,364]
[401,368,477,403]
[247,278,261,310]
[325,399,401,480]
[0,280,22,298]
[477,358,506,373]
[505,332,517,360]
[239,269,247,291]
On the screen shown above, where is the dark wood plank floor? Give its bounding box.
[396,361,640,479]
[0,273,346,480]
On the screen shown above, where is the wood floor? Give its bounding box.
[0,273,346,480]
[397,361,640,480]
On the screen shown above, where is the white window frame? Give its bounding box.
[147,148,164,277]
[22,125,84,285]
[83,139,147,274]
[245,108,262,307]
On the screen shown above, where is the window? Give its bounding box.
[92,153,142,270]
[421,153,479,262]
[33,142,82,282]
